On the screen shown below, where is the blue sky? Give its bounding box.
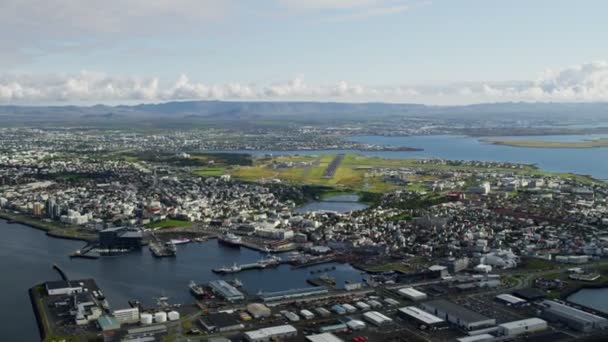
[1,0,608,104]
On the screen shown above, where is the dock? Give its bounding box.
[212,257,284,274]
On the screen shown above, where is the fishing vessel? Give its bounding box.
[165,241,177,255]
[170,238,191,245]
[212,263,242,274]
[217,233,242,247]
[189,281,206,299]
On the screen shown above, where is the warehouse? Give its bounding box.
[300,309,315,320]
[306,333,344,342]
[319,322,348,333]
[541,300,608,332]
[45,280,84,296]
[363,311,393,326]
[355,301,371,311]
[247,303,271,319]
[244,324,298,342]
[456,334,495,342]
[498,318,547,336]
[495,294,527,307]
[258,286,328,302]
[199,312,244,332]
[208,280,244,302]
[398,306,445,329]
[421,299,496,330]
[398,287,428,301]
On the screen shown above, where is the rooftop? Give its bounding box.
[423,299,493,323]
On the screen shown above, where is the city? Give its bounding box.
[2,1,608,342]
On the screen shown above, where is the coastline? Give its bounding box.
[481,137,608,149]
[0,211,94,242]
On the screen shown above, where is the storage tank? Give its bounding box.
[154,311,167,323]
[167,311,180,321]
[140,313,153,325]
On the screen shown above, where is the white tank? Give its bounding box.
[168,311,180,321]
[154,311,167,323]
[140,313,153,325]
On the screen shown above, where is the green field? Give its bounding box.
[145,219,193,229]
[193,167,227,177]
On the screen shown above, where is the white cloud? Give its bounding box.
[1,61,608,104]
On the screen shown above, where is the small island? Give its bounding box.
[481,137,608,149]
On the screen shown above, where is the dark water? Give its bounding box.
[0,219,364,341]
[296,194,369,213]
[567,288,608,314]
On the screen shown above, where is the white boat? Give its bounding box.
[170,238,191,245]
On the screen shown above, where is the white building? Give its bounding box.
[498,318,548,336]
[112,307,140,324]
[244,325,298,342]
[398,287,428,301]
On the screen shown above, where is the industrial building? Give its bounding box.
[247,303,271,319]
[199,312,244,332]
[319,322,349,334]
[541,300,608,332]
[258,286,328,302]
[306,332,344,342]
[398,306,445,329]
[398,287,428,301]
[244,324,298,342]
[498,318,548,336]
[208,280,245,302]
[495,294,527,307]
[98,227,143,249]
[45,280,84,296]
[456,334,495,342]
[363,311,393,326]
[421,299,496,330]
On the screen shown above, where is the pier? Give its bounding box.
[212,257,284,274]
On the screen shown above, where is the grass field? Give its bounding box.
[214,152,603,193]
[193,167,227,177]
[145,219,193,229]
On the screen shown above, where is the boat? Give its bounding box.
[165,241,177,254]
[194,237,206,243]
[170,238,191,245]
[212,263,241,274]
[217,233,242,247]
[189,281,206,299]
[231,278,243,288]
[258,255,282,267]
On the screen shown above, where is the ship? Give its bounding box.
[189,281,206,299]
[212,263,242,274]
[217,233,242,247]
[258,255,282,267]
[170,238,191,245]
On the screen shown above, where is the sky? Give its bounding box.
[1,0,608,105]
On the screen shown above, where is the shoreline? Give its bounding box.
[481,137,608,149]
[0,211,94,243]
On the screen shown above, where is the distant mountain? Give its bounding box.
[1,100,607,124]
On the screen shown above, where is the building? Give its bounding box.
[199,312,244,332]
[98,227,143,249]
[541,300,608,332]
[306,332,344,342]
[421,299,496,330]
[113,307,140,324]
[456,334,495,342]
[495,294,527,307]
[319,322,349,333]
[398,287,428,301]
[45,280,83,296]
[498,318,548,336]
[244,324,298,342]
[247,303,271,319]
[123,325,167,341]
[398,306,445,329]
[258,286,328,302]
[363,311,393,326]
[208,280,245,302]
[97,315,121,332]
